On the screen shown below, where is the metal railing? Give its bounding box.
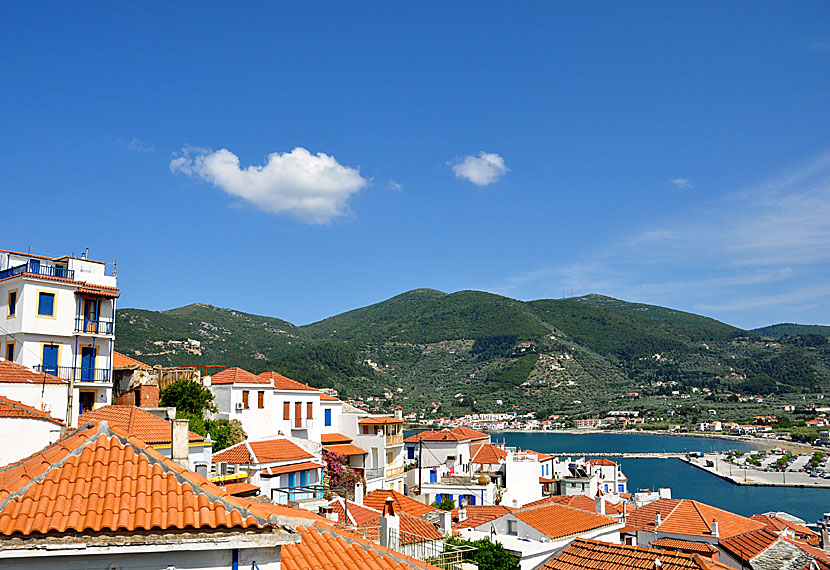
[74,316,115,335]
[389,529,476,569]
[0,261,74,281]
[34,365,111,382]
[365,467,384,480]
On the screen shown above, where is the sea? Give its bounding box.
[407,430,830,523]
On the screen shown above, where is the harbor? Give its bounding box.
[682,452,830,488]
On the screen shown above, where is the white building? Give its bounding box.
[587,458,629,495]
[0,248,118,425]
[208,367,277,439]
[0,395,63,466]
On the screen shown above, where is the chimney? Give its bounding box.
[458,505,467,522]
[395,407,403,420]
[655,512,662,527]
[319,505,339,522]
[439,509,452,536]
[821,526,830,551]
[171,418,190,469]
[654,559,662,569]
[595,496,606,516]
[354,481,364,506]
[379,497,400,550]
[711,518,719,538]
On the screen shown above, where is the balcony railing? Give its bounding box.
[34,365,111,383]
[0,261,74,281]
[364,467,384,481]
[385,465,405,479]
[74,317,115,335]
[386,433,404,447]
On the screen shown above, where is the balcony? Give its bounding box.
[74,317,115,335]
[364,467,384,481]
[385,465,405,479]
[0,261,74,281]
[385,433,404,447]
[34,365,111,383]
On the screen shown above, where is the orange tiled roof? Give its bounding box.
[512,502,618,539]
[587,458,618,467]
[222,482,260,496]
[321,432,352,444]
[470,442,507,465]
[76,285,120,298]
[542,538,732,570]
[0,359,65,384]
[210,367,272,385]
[522,494,623,515]
[784,536,830,568]
[112,351,152,369]
[320,393,340,401]
[79,405,205,445]
[264,461,324,476]
[282,524,440,570]
[0,395,63,425]
[0,421,274,536]
[259,371,318,391]
[650,538,719,554]
[524,449,554,462]
[363,490,437,518]
[329,497,382,527]
[625,498,764,540]
[359,416,404,425]
[212,438,314,464]
[719,529,779,561]
[324,443,368,457]
[451,505,514,530]
[404,427,489,443]
[750,514,820,543]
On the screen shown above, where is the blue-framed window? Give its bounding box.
[324,408,332,426]
[37,292,55,316]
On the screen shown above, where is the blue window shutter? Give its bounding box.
[324,408,332,426]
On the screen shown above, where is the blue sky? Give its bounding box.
[2,3,829,329]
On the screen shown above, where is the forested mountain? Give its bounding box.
[116,291,830,418]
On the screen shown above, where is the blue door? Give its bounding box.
[81,347,96,381]
[42,345,58,375]
[299,470,308,486]
[325,408,332,426]
[288,472,296,487]
[29,259,40,274]
[429,469,437,483]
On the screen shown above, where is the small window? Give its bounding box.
[5,342,14,362]
[362,425,369,435]
[324,408,332,427]
[387,451,393,465]
[258,391,265,409]
[283,401,290,420]
[242,390,249,409]
[307,401,313,419]
[7,291,16,317]
[507,520,518,536]
[37,292,55,317]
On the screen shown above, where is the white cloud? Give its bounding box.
[170,146,368,224]
[452,152,509,186]
[669,178,692,189]
[388,179,403,191]
[117,136,154,153]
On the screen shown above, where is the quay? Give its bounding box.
[682,453,830,489]
[547,452,687,459]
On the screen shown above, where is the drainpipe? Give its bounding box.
[232,548,239,570]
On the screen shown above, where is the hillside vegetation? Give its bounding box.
[116,291,830,419]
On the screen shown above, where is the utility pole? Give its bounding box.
[418,439,423,495]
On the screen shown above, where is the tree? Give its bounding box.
[322,449,363,498]
[446,536,519,570]
[160,379,217,417]
[431,497,456,511]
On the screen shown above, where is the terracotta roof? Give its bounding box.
[625,498,765,540]
[264,461,324,476]
[320,393,340,402]
[0,359,65,384]
[522,494,623,515]
[282,524,440,570]
[448,426,489,440]
[329,497,382,527]
[0,395,63,425]
[222,482,260,496]
[650,538,719,554]
[784,537,830,568]
[0,421,275,537]
[259,371,318,391]
[542,538,732,570]
[212,438,314,464]
[470,442,507,465]
[112,351,152,369]
[451,505,513,530]
[321,432,352,444]
[404,427,489,443]
[512,502,618,539]
[588,458,618,467]
[76,285,120,298]
[363,490,437,518]
[324,443,368,457]
[524,449,554,462]
[750,514,820,543]
[79,405,205,445]
[359,416,404,425]
[210,367,272,385]
[719,529,779,561]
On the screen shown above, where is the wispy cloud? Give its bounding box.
[488,150,830,327]
[117,136,154,153]
[669,178,692,189]
[451,152,509,186]
[170,146,368,224]
[387,179,403,191]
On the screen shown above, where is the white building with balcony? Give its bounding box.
[0,248,118,426]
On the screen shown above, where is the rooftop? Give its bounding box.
[542,538,733,570]
[0,395,63,426]
[512,502,619,540]
[624,498,765,540]
[112,351,152,370]
[78,405,205,445]
[358,416,404,425]
[363,490,437,518]
[212,438,315,464]
[0,359,65,385]
[258,371,318,391]
[210,367,272,385]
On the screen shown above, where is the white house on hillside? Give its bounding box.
[0,248,118,425]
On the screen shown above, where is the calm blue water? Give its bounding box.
[407,430,830,523]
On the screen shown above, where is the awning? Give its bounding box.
[324,443,367,457]
[76,286,120,298]
[263,461,324,476]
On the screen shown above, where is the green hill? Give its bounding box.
[115,291,830,419]
[752,323,830,338]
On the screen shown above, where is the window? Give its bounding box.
[5,342,14,362]
[507,520,518,536]
[283,401,290,420]
[37,292,55,317]
[6,291,16,317]
[324,408,332,427]
[242,390,249,409]
[258,391,265,409]
[362,425,370,435]
[79,391,95,414]
[387,451,393,465]
[294,402,302,427]
[307,401,313,419]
